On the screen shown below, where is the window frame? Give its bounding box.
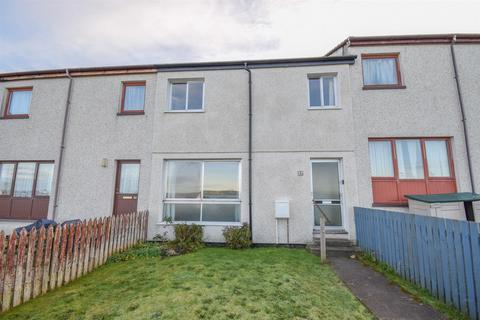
[369,137,456,206]
[118,81,146,115]
[167,80,205,112]
[162,159,241,225]
[361,53,405,90]
[0,161,55,198]
[3,87,33,119]
[307,74,339,109]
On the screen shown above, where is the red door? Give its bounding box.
[113,160,140,215]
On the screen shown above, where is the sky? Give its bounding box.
[0,0,479,72]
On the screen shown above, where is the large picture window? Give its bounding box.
[368,138,456,205]
[163,160,240,223]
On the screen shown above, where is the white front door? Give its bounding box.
[311,159,344,229]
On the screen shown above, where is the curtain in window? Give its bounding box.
[322,77,335,106]
[363,58,398,85]
[0,163,14,195]
[124,85,145,111]
[119,163,140,194]
[9,91,32,114]
[425,141,450,177]
[369,141,394,177]
[14,163,36,197]
[35,163,54,196]
[396,140,424,179]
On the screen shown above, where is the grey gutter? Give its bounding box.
[244,63,253,241]
[450,36,476,193]
[52,69,74,220]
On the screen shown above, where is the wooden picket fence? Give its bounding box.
[355,207,480,319]
[0,210,148,313]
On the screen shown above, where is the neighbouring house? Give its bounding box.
[0,34,479,244]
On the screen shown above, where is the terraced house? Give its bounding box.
[0,34,479,244]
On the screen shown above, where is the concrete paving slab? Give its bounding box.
[330,257,447,320]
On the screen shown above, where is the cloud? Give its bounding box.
[0,0,479,71]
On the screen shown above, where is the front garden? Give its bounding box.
[2,244,373,319]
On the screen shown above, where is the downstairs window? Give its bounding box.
[163,160,240,223]
[368,138,456,205]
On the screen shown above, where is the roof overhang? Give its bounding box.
[325,33,480,56]
[0,55,356,82]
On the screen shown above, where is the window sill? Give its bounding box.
[1,114,30,119]
[307,106,341,110]
[157,221,242,227]
[117,111,145,116]
[363,85,406,90]
[164,109,205,113]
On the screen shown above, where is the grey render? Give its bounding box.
[0,35,479,244]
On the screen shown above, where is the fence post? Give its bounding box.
[32,227,45,299]
[23,227,37,303]
[2,231,17,312]
[0,231,5,310]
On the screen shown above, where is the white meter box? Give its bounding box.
[275,200,290,219]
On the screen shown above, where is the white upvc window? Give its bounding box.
[308,75,337,108]
[163,160,241,223]
[168,80,204,111]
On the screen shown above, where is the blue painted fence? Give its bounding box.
[355,207,480,319]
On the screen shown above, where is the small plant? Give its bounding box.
[223,223,251,249]
[167,223,204,254]
[153,231,169,243]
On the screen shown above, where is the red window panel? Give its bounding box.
[369,138,456,206]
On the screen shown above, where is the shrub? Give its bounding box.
[168,223,204,254]
[223,223,252,249]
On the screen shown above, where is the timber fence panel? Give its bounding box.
[0,211,148,314]
[354,207,480,319]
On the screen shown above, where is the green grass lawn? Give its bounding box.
[3,245,373,320]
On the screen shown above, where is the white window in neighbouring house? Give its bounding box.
[169,80,204,111]
[308,76,337,108]
[368,141,394,177]
[164,160,240,223]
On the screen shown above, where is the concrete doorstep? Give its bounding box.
[329,257,447,320]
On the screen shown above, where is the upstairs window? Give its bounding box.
[120,82,145,114]
[4,87,32,118]
[169,80,204,111]
[308,75,337,108]
[163,160,240,223]
[362,54,403,89]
